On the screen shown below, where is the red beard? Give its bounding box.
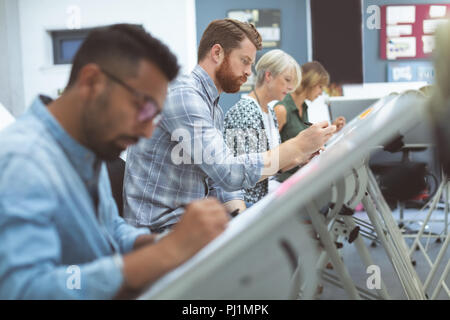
[216,55,247,93]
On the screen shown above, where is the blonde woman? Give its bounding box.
[224,49,302,206]
[274,61,346,182]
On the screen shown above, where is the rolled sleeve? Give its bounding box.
[208,176,244,203]
[111,214,151,253]
[0,157,124,299]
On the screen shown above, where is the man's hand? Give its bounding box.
[223,199,246,215]
[118,198,229,298]
[260,122,335,179]
[294,121,336,156]
[332,116,346,132]
[164,198,229,261]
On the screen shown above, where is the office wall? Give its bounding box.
[195,0,442,108]
[15,0,197,110]
[362,0,450,83]
[0,0,12,112]
[0,0,25,116]
[195,0,309,112]
[4,0,443,117]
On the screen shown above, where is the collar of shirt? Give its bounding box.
[192,65,220,107]
[286,93,308,111]
[31,95,101,184]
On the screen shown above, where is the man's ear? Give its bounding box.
[211,44,224,65]
[76,63,105,99]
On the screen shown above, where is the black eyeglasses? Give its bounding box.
[100,68,162,125]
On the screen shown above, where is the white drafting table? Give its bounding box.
[328,96,379,122]
[140,93,426,300]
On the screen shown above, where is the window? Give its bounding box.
[51,24,144,65]
[51,29,92,65]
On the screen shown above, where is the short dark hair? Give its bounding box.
[197,19,262,62]
[66,24,179,88]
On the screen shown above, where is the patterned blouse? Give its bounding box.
[224,97,281,204]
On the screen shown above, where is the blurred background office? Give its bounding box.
[2,0,443,188]
[0,0,449,300]
[1,0,444,116]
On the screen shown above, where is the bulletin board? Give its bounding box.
[227,9,281,48]
[380,4,450,60]
[227,9,281,92]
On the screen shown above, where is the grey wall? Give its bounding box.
[3,0,445,116]
[195,0,446,103]
[195,0,309,113]
[0,0,25,116]
[362,0,450,83]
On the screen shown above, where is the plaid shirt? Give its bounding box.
[123,65,263,230]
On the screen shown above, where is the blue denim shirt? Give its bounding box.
[0,96,150,299]
[123,65,264,230]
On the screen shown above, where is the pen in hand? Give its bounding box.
[229,208,240,218]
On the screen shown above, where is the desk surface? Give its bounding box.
[140,92,427,299]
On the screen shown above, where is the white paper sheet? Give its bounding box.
[227,10,253,22]
[423,19,448,34]
[429,5,447,18]
[387,37,417,59]
[387,25,413,37]
[387,6,416,25]
[392,65,413,81]
[257,27,280,41]
[422,35,435,54]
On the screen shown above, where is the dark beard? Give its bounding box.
[216,56,247,93]
[80,89,122,161]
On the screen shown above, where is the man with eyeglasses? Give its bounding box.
[123,19,336,232]
[0,24,229,299]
